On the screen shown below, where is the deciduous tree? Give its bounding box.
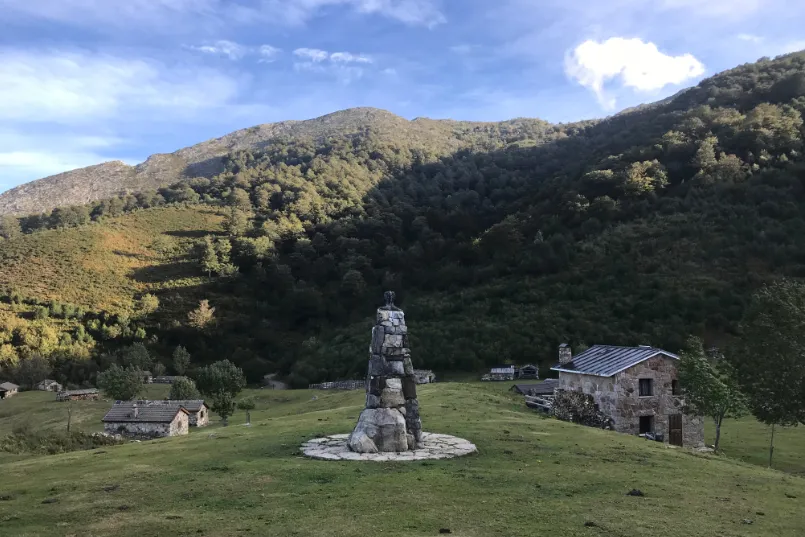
[97,365,144,400]
[678,337,746,452]
[731,280,805,467]
[169,376,200,400]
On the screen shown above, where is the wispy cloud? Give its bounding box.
[268,0,446,28]
[187,40,282,61]
[565,37,705,109]
[330,52,372,64]
[258,44,282,62]
[0,48,241,123]
[0,0,446,30]
[292,48,375,83]
[737,33,763,43]
[294,48,373,65]
[189,40,249,60]
[0,128,137,190]
[294,48,330,62]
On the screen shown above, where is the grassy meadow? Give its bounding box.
[0,383,803,537]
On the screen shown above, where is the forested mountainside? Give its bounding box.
[1,51,804,388]
[0,108,560,216]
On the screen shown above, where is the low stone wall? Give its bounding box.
[309,380,365,390]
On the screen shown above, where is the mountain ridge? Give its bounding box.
[0,107,560,216]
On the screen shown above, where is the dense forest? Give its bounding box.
[2,51,805,388]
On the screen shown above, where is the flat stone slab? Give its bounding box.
[301,432,477,461]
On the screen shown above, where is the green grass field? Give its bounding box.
[0,383,803,537]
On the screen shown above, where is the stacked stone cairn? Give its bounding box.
[348,291,423,453]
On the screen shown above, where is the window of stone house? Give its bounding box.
[639,415,654,434]
[639,378,653,396]
[672,380,680,396]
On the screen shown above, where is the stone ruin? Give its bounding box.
[348,291,423,453]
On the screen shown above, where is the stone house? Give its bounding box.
[37,379,63,392]
[102,401,190,439]
[148,400,209,426]
[0,382,19,399]
[550,344,704,447]
[413,369,436,384]
[57,388,100,401]
[517,364,540,379]
[482,366,515,381]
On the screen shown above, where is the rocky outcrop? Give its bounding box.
[348,292,423,453]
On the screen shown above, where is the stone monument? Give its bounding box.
[348,291,423,453]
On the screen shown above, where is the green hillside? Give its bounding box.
[1,52,805,389]
[0,384,803,537]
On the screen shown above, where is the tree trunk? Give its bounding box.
[67,405,72,433]
[714,417,722,452]
[768,423,775,468]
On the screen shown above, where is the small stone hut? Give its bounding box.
[57,388,100,401]
[102,401,189,439]
[413,369,436,384]
[0,382,19,399]
[37,379,63,392]
[551,344,704,447]
[150,400,209,426]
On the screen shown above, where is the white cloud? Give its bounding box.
[737,33,763,43]
[294,48,330,62]
[565,37,705,109]
[330,52,372,64]
[187,41,282,61]
[0,48,241,123]
[294,48,373,64]
[190,40,248,60]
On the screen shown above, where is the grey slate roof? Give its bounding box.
[0,382,19,391]
[511,379,558,395]
[102,401,189,423]
[160,400,206,413]
[551,345,678,377]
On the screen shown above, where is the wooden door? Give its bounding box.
[669,414,683,446]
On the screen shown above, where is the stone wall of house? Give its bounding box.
[193,409,209,427]
[169,414,189,436]
[557,372,618,416]
[558,355,704,448]
[104,414,189,439]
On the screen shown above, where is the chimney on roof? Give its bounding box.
[559,343,572,365]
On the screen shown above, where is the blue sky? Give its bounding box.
[1,0,804,193]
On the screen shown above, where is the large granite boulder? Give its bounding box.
[348,408,408,453]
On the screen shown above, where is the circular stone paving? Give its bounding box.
[301,432,477,461]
